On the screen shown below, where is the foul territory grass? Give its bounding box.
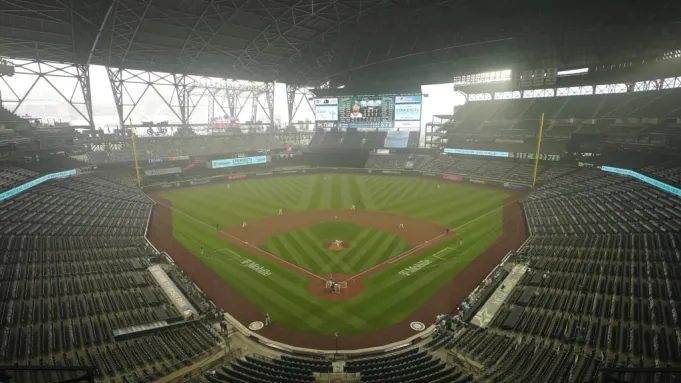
[161,174,509,335]
[261,221,411,275]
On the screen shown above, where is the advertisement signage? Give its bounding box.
[444,148,510,158]
[395,95,422,104]
[394,104,422,121]
[167,155,190,161]
[443,174,462,181]
[228,173,247,180]
[0,169,78,201]
[211,155,268,169]
[148,158,162,164]
[503,182,527,190]
[315,105,339,121]
[469,178,486,185]
[601,166,681,197]
[144,167,182,177]
[314,98,338,105]
[384,131,410,148]
[394,121,420,129]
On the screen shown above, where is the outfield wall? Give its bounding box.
[142,167,532,192]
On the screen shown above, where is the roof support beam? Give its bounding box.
[108,0,154,67]
[178,0,252,71]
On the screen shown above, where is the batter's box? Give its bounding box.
[430,247,456,260]
[325,281,348,294]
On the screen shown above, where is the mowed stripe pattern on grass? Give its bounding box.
[161,174,509,335]
[261,221,411,275]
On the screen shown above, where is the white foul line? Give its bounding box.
[152,199,327,282]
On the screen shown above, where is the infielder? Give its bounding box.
[351,204,356,211]
[278,208,283,215]
[200,245,204,255]
[242,221,247,228]
[399,223,404,228]
[264,312,271,326]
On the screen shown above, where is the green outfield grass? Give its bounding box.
[161,174,510,335]
[261,221,411,275]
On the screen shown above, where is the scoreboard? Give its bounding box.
[314,94,422,130]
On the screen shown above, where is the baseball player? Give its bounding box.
[227,183,230,189]
[242,221,247,228]
[278,208,283,215]
[216,223,219,231]
[399,223,404,229]
[200,245,204,255]
[351,204,356,211]
[437,184,441,189]
[264,312,271,326]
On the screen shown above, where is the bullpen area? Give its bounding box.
[147,173,527,349]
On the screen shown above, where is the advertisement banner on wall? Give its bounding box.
[443,174,462,181]
[228,173,248,180]
[211,155,268,169]
[167,155,190,161]
[384,131,410,148]
[469,178,486,185]
[503,182,528,190]
[421,172,438,177]
[444,148,510,158]
[144,167,182,177]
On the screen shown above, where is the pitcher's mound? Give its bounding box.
[324,240,350,251]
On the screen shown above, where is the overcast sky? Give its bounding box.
[0,60,466,132]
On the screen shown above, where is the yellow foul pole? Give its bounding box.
[130,127,142,187]
[532,113,545,189]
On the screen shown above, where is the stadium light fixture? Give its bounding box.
[557,67,589,77]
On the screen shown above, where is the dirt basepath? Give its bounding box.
[147,189,527,350]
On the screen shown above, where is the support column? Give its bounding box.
[266,81,275,132]
[76,64,95,130]
[173,73,189,129]
[107,67,126,131]
[251,93,258,125]
[286,83,296,126]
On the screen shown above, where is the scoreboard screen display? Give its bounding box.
[314,94,421,130]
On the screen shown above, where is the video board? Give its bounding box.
[314,94,422,130]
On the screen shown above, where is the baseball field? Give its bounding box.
[148,173,526,346]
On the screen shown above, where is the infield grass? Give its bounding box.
[262,222,411,275]
[160,174,511,335]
